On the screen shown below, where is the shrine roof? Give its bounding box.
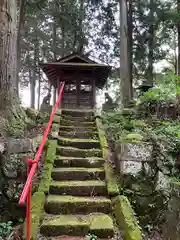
[39,52,111,88]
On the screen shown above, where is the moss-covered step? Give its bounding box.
[89,214,114,238]
[54,156,104,168]
[59,130,99,139]
[49,180,107,196]
[62,109,94,118]
[52,167,105,181]
[40,213,114,238]
[57,146,102,158]
[40,214,89,237]
[59,125,97,132]
[61,115,95,122]
[60,119,95,127]
[112,196,142,240]
[57,137,100,149]
[45,195,111,214]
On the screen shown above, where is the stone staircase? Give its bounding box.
[40,109,114,238]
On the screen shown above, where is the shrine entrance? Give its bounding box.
[40,53,111,109]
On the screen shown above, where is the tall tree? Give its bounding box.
[0,0,18,109]
[146,0,154,86]
[177,0,180,76]
[119,0,132,106]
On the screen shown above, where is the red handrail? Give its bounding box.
[19,81,65,240]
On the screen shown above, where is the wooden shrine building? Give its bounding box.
[40,53,111,109]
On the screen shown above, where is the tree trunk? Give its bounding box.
[30,45,37,108]
[147,0,154,86]
[128,0,133,98]
[78,0,85,53]
[37,71,41,110]
[119,0,132,107]
[177,0,180,76]
[17,0,26,97]
[0,0,18,110]
[177,0,180,111]
[52,0,58,106]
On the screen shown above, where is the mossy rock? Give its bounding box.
[105,163,120,197]
[122,133,144,143]
[51,123,59,132]
[26,108,39,120]
[24,192,45,240]
[38,163,53,194]
[112,196,142,240]
[121,108,136,116]
[90,214,114,238]
[53,115,61,124]
[96,117,119,196]
[45,140,57,164]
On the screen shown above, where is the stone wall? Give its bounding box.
[115,142,170,230]
[162,182,180,240]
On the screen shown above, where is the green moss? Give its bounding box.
[45,195,111,214]
[26,108,39,120]
[123,133,144,143]
[58,137,99,143]
[121,108,136,116]
[24,192,45,240]
[38,163,53,193]
[57,146,102,158]
[45,140,57,164]
[105,163,120,197]
[51,123,59,131]
[96,117,119,197]
[112,196,142,240]
[51,180,105,187]
[40,215,89,236]
[90,215,114,238]
[53,114,61,123]
[95,117,108,159]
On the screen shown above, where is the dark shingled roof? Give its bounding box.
[39,52,111,88]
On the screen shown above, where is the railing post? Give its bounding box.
[26,159,33,240]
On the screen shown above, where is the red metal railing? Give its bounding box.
[19,81,65,240]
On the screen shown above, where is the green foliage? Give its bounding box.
[0,221,13,239]
[138,71,177,105]
[102,106,180,175]
[85,233,98,240]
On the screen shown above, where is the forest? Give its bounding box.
[1,0,180,240]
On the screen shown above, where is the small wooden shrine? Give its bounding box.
[40,53,111,109]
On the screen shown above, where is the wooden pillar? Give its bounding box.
[76,79,80,108]
[92,78,96,109]
[53,86,56,106]
[57,78,60,108]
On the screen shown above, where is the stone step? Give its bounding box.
[59,125,97,132]
[49,180,107,196]
[40,213,114,238]
[54,156,104,168]
[59,131,98,139]
[57,146,102,158]
[62,109,94,118]
[52,167,105,181]
[45,195,111,214]
[57,137,100,149]
[60,119,95,127]
[61,114,95,122]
